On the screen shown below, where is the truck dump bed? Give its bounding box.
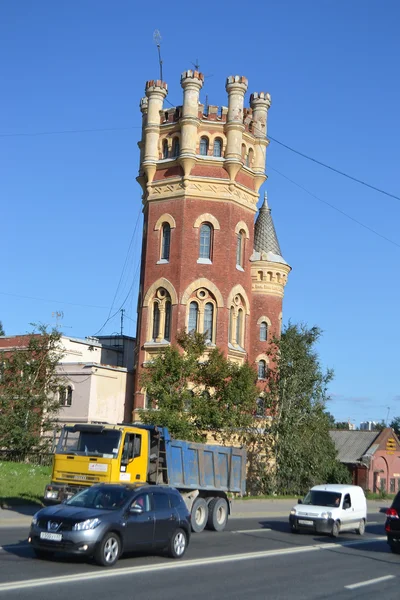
[162,430,246,495]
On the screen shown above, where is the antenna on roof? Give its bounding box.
[191,58,200,71]
[153,30,163,81]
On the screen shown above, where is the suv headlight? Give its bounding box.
[31,514,38,526]
[72,518,101,531]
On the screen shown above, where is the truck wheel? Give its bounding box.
[94,532,121,567]
[191,497,208,533]
[207,497,228,532]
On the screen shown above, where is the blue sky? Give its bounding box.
[1,1,399,427]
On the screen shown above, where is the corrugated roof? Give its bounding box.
[329,430,380,463]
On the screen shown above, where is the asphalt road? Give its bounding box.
[0,512,398,599]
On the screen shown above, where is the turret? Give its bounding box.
[224,75,248,184]
[180,70,204,181]
[250,92,271,193]
[142,80,168,188]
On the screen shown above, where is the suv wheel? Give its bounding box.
[94,532,121,567]
[168,528,187,559]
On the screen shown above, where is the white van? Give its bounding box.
[289,484,367,537]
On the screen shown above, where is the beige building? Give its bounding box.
[57,335,135,426]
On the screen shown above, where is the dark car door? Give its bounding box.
[152,491,178,545]
[124,493,155,552]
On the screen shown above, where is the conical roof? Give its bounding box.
[254,193,282,254]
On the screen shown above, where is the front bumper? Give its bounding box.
[29,526,103,556]
[289,514,334,534]
[44,483,87,504]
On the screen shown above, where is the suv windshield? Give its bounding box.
[303,490,342,507]
[66,486,130,510]
[56,427,121,458]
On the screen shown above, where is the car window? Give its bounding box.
[152,492,170,511]
[131,493,151,512]
[343,493,351,507]
[169,492,184,509]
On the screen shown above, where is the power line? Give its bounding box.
[268,135,400,203]
[0,125,141,138]
[0,290,108,309]
[269,165,400,250]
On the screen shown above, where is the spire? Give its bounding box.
[254,192,282,256]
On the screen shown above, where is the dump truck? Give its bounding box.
[44,422,247,533]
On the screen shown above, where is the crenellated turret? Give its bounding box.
[180,70,204,181]
[142,80,168,188]
[224,76,248,184]
[250,92,271,192]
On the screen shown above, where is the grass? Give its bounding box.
[0,461,51,508]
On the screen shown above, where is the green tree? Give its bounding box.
[262,323,351,495]
[390,417,400,437]
[0,321,4,336]
[0,324,64,454]
[139,330,259,443]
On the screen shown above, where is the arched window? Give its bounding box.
[246,148,254,167]
[213,138,222,157]
[162,139,169,159]
[172,137,180,157]
[256,397,265,418]
[236,308,243,346]
[204,302,214,342]
[229,306,235,344]
[152,302,160,340]
[241,144,246,160]
[188,302,198,333]
[258,360,267,380]
[260,321,268,341]
[161,223,171,260]
[236,230,245,268]
[164,300,171,341]
[199,223,212,260]
[200,137,209,156]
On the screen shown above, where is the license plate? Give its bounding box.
[298,519,313,526]
[40,532,62,542]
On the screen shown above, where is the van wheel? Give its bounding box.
[191,497,208,533]
[356,519,365,535]
[331,521,340,538]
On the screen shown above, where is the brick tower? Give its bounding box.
[133,71,290,414]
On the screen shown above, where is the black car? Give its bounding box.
[29,483,191,566]
[385,491,400,553]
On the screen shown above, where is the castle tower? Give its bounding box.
[133,71,289,414]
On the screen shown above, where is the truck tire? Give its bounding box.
[191,497,208,533]
[207,497,228,532]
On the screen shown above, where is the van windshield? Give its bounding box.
[303,491,342,507]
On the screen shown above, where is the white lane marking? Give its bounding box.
[0,537,387,593]
[367,521,379,525]
[232,528,272,534]
[345,575,395,590]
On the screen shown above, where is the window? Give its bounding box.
[152,302,160,340]
[213,138,222,157]
[236,308,243,346]
[152,492,170,511]
[256,397,265,418]
[246,148,254,167]
[229,296,246,348]
[122,434,141,463]
[150,288,172,342]
[59,385,73,407]
[169,491,184,508]
[161,223,171,260]
[204,302,214,341]
[164,301,171,341]
[236,230,245,268]
[343,493,351,508]
[162,139,168,159]
[172,137,180,157]
[258,360,267,380]
[390,478,396,493]
[260,321,268,341]
[199,223,212,260]
[131,493,151,512]
[188,302,198,332]
[200,137,209,156]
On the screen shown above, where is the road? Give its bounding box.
[0,511,398,599]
